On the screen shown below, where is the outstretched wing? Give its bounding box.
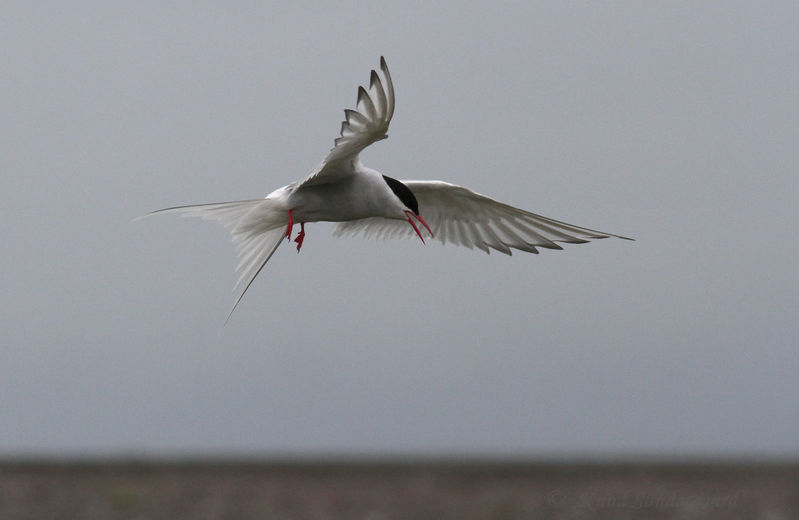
[334,181,633,254]
[298,56,395,188]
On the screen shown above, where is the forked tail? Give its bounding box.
[141,199,288,323]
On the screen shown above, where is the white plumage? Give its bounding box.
[144,57,631,322]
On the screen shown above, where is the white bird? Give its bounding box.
[144,57,632,322]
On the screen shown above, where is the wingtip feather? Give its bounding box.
[356,86,376,119]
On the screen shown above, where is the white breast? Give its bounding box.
[288,167,403,223]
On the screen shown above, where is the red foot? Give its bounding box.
[285,209,294,240]
[294,222,306,253]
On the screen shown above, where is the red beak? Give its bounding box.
[404,210,434,244]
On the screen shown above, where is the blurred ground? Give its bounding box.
[0,459,796,519]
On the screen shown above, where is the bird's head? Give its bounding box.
[382,175,433,243]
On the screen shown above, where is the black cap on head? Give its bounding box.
[382,175,419,215]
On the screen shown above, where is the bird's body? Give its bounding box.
[285,166,407,223]
[145,57,631,321]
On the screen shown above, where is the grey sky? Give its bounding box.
[2,2,797,457]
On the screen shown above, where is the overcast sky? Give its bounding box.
[2,2,797,458]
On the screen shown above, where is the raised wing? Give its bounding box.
[298,57,395,188]
[333,181,633,254]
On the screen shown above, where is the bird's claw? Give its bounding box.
[294,223,305,253]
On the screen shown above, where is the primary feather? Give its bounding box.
[334,181,632,254]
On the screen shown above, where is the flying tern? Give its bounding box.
[144,57,632,321]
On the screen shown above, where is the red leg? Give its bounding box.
[294,222,306,252]
[285,209,294,241]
